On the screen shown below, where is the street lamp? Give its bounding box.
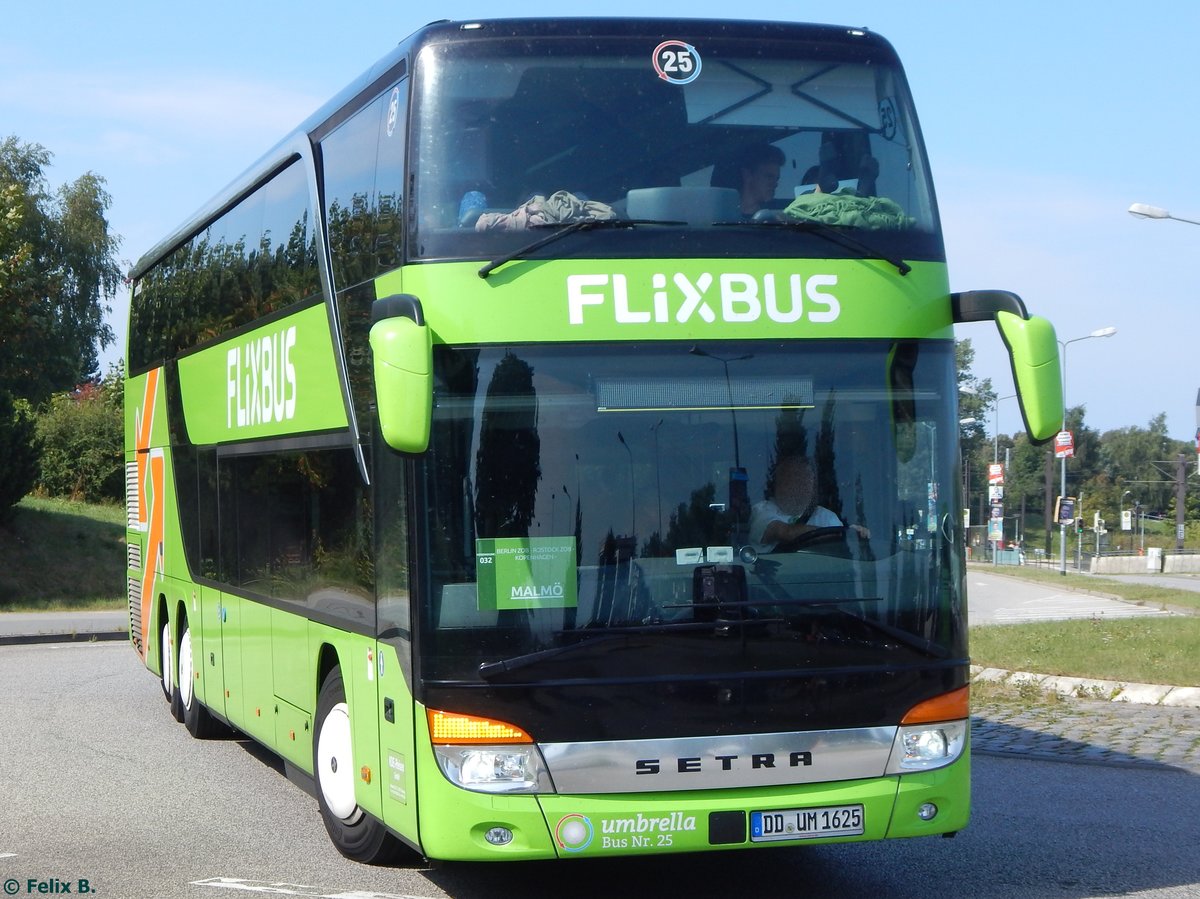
[617,431,635,536]
[1057,327,1117,575]
[689,346,752,468]
[1131,207,1198,550]
[690,346,753,519]
[992,393,1018,463]
[986,395,1016,564]
[959,417,977,544]
[1128,203,1200,226]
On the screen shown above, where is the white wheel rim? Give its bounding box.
[161,622,174,695]
[317,701,361,822]
[179,627,194,710]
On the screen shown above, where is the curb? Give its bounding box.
[0,630,128,648]
[971,664,1200,709]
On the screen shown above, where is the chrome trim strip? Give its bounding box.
[540,727,897,794]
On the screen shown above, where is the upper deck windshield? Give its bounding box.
[411,29,941,265]
[416,340,966,737]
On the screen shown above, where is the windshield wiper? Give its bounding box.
[477,619,765,680]
[715,218,911,276]
[478,218,683,279]
[478,635,622,679]
[829,609,950,658]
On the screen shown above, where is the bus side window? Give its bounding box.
[322,77,409,439]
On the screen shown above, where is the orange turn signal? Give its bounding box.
[427,708,533,744]
[901,686,970,724]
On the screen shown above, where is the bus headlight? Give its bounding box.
[433,745,553,793]
[885,686,969,773]
[426,708,554,793]
[885,721,967,773]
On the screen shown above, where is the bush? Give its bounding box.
[34,375,123,504]
[0,391,39,519]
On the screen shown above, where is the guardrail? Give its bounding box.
[975,550,1200,575]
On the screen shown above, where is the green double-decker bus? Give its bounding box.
[125,17,1063,863]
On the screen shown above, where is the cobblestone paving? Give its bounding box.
[971,698,1200,774]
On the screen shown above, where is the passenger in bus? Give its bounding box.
[800,145,879,198]
[748,455,870,552]
[712,144,785,217]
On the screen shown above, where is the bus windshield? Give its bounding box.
[417,340,965,716]
[411,31,940,264]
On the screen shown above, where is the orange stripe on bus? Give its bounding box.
[135,369,159,528]
[140,450,165,654]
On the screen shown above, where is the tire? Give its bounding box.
[179,617,220,739]
[162,618,185,723]
[313,665,399,864]
[160,620,173,701]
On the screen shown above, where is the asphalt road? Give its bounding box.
[1101,572,1200,593]
[2,642,1199,899]
[967,568,1173,625]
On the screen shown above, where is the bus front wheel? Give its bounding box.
[313,665,399,864]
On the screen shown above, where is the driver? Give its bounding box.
[748,456,869,552]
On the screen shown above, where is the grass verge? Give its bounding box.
[971,616,1200,688]
[0,496,125,610]
[968,562,1200,685]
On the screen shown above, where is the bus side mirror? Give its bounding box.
[369,294,432,453]
[995,311,1062,444]
[952,290,1063,446]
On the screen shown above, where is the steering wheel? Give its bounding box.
[776,525,848,553]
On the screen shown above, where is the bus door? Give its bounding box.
[270,607,314,771]
[377,634,420,847]
[197,584,230,719]
[238,596,274,745]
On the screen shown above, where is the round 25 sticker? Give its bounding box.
[653,40,702,84]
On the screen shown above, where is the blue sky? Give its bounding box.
[4,1,1198,441]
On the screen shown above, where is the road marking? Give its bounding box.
[191,877,438,899]
[0,853,17,859]
[991,595,1171,623]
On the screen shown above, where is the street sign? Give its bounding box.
[1054,430,1075,459]
[1056,496,1075,525]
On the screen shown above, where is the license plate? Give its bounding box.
[750,804,864,842]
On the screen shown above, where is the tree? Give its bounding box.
[474,352,541,539]
[0,137,121,405]
[956,339,994,525]
[1005,429,1048,543]
[1097,413,1175,515]
[34,363,124,504]
[0,391,38,520]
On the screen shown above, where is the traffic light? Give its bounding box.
[1075,517,1083,534]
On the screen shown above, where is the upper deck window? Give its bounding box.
[410,31,940,264]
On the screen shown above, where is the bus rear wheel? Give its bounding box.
[179,618,220,738]
[162,618,184,723]
[313,665,399,864]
